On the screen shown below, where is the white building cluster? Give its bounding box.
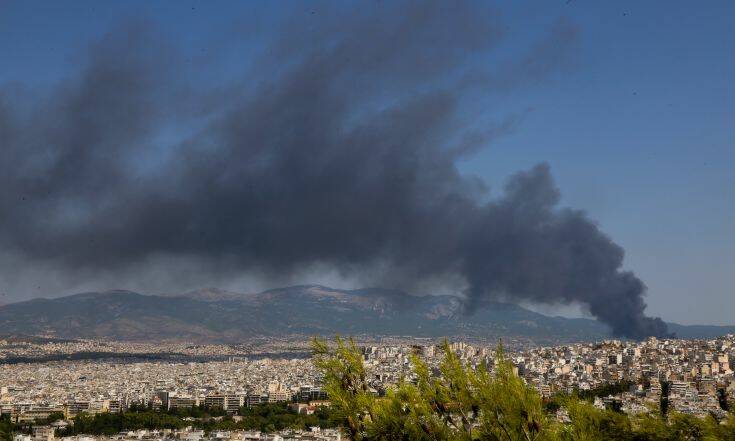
[4,334,735,437]
[14,426,341,441]
[0,357,324,422]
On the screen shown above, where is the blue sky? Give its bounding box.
[1,0,733,324]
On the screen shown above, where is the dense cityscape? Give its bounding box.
[2,0,733,439]
[3,334,735,440]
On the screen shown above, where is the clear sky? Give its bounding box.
[0,0,733,325]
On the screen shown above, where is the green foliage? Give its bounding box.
[717,388,730,411]
[545,380,634,415]
[56,403,335,436]
[0,414,17,441]
[557,398,632,441]
[660,380,671,418]
[233,403,334,433]
[31,412,66,426]
[166,405,227,418]
[313,336,377,440]
[574,380,634,402]
[314,338,552,440]
[313,336,735,441]
[67,410,187,435]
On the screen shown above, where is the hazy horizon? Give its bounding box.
[1,1,733,332]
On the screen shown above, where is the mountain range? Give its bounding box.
[0,285,732,343]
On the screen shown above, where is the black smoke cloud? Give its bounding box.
[0,2,669,338]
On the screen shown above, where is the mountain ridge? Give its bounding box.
[0,286,732,343]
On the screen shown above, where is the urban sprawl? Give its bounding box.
[3,335,735,440]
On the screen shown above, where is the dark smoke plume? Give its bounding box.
[0,2,669,338]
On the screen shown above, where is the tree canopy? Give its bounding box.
[313,337,735,440]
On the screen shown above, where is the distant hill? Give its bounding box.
[0,285,731,343]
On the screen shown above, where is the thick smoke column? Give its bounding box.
[0,2,669,338]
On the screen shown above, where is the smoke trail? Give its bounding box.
[0,2,668,338]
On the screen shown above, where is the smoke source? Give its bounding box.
[0,2,669,338]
